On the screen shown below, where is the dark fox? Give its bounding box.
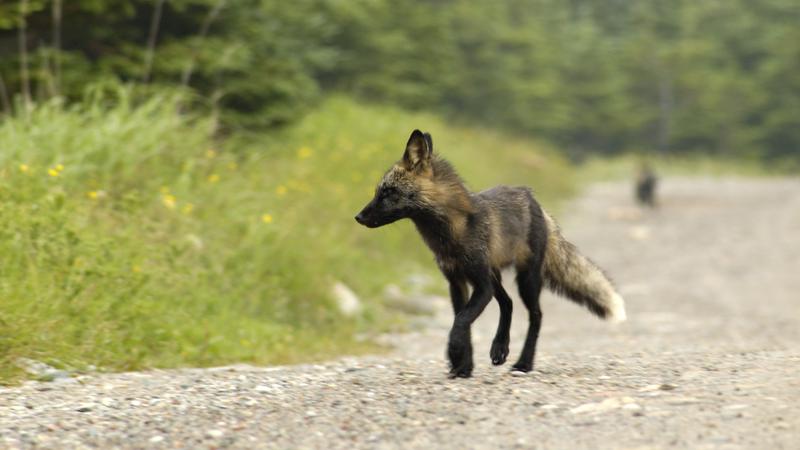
[355,130,626,378]
[635,163,658,207]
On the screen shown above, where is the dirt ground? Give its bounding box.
[2,177,799,449]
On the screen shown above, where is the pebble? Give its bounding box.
[664,397,700,405]
[570,398,622,414]
[206,429,224,438]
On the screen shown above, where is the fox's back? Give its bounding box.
[475,186,543,270]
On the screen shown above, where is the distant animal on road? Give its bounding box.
[355,130,626,378]
[635,164,658,207]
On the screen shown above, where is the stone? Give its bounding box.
[331,282,361,316]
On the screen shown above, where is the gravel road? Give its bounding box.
[2,177,799,449]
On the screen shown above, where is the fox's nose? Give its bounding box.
[355,213,365,224]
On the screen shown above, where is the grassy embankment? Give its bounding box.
[0,92,575,384]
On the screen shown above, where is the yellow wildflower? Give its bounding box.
[132,265,142,273]
[206,149,217,159]
[275,185,288,196]
[19,164,30,173]
[182,203,194,215]
[87,191,99,200]
[297,146,313,159]
[162,194,177,209]
[48,168,60,177]
[55,164,64,171]
[261,213,273,224]
[208,173,220,183]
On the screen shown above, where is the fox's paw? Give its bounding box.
[490,338,509,366]
[447,328,473,378]
[511,361,533,373]
[448,362,473,378]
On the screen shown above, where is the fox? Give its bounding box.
[635,163,658,208]
[355,130,626,378]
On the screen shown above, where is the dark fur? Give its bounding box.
[635,165,658,207]
[356,130,624,378]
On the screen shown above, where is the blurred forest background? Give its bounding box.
[2,0,798,159]
[0,0,797,382]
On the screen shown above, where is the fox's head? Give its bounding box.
[355,129,435,228]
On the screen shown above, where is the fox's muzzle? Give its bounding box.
[355,198,401,228]
[354,211,369,226]
[355,202,379,228]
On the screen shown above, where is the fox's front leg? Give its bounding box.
[447,274,493,378]
[446,274,468,315]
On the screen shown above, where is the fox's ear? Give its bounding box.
[403,129,432,170]
[423,132,433,153]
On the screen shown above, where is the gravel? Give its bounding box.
[2,177,799,449]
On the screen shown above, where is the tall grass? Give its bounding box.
[0,90,575,383]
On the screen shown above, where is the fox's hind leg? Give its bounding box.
[490,269,512,365]
[512,261,544,373]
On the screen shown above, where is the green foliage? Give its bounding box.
[1,0,797,159]
[0,90,574,383]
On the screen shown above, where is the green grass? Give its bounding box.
[0,90,575,384]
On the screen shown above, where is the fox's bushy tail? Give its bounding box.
[541,212,627,322]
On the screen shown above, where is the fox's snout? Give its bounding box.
[354,203,379,228]
[354,212,366,225]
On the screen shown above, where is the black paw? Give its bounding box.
[490,338,509,366]
[511,361,533,373]
[448,363,473,378]
[447,327,473,378]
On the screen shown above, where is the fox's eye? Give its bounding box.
[382,187,398,198]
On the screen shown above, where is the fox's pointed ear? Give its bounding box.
[402,129,432,170]
[423,132,433,153]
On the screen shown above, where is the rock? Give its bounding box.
[383,284,404,301]
[149,436,165,443]
[331,282,361,316]
[665,396,700,405]
[206,429,224,438]
[659,383,678,391]
[255,384,278,394]
[76,404,94,413]
[570,398,622,414]
[14,358,71,381]
[722,404,748,410]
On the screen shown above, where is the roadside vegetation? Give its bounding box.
[0,91,574,383]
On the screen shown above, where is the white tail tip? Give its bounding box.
[608,293,627,323]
